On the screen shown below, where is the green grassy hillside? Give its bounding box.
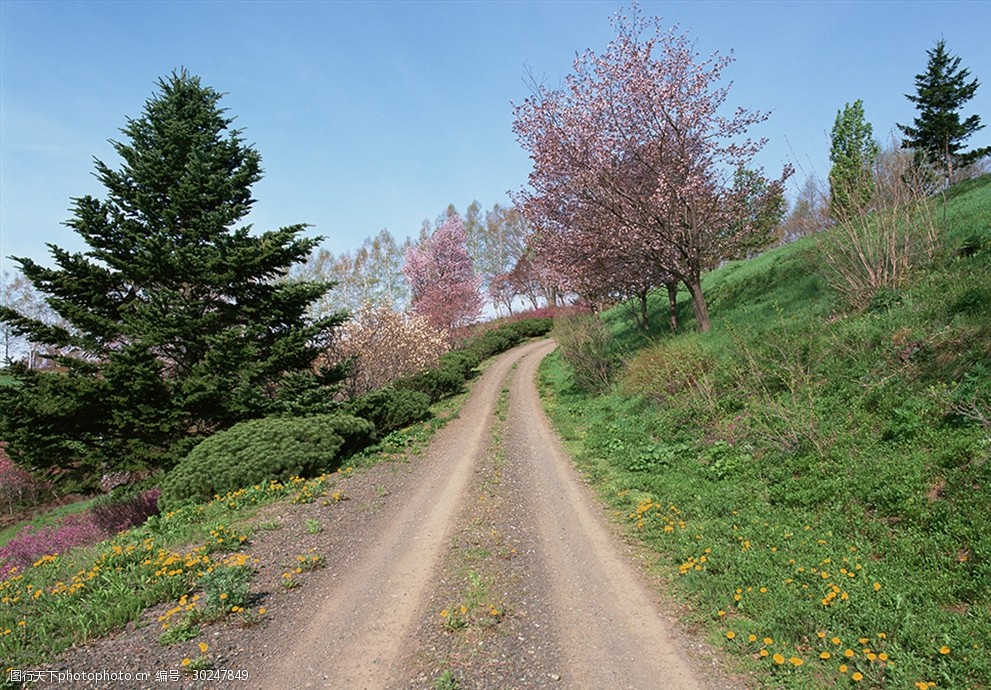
[541,175,991,689]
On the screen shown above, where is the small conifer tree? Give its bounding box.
[898,39,990,188]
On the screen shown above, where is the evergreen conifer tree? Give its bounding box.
[0,70,343,487]
[897,39,990,187]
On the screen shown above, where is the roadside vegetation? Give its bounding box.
[540,175,990,689]
[0,316,552,680]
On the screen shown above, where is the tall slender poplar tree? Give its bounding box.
[829,100,880,220]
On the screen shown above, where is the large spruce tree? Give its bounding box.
[898,39,990,187]
[0,70,344,487]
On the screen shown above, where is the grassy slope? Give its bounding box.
[540,176,990,689]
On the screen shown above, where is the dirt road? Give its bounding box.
[248,340,727,689]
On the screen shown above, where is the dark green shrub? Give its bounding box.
[346,387,431,438]
[438,350,481,378]
[468,329,519,360]
[395,365,466,403]
[326,413,377,455]
[510,317,554,338]
[158,414,372,509]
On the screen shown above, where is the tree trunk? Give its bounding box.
[665,281,679,332]
[683,277,710,332]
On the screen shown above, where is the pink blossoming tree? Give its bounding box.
[403,210,483,334]
[512,4,790,331]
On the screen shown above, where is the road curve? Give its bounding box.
[250,339,716,689]
[249,340,538,690]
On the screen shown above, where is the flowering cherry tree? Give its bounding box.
[403,210,483,333]
[513,4,790,331]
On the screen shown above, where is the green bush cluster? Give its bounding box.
[395,353,475,402]
[345,387,432,438]
[158,414,373,510]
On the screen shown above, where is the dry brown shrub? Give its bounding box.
[620,339,717,408]
[818,145,941,309]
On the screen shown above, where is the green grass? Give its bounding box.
[540,176,991,689]
[0,497,98,547]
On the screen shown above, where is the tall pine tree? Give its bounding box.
[0,70,344,487]
[898,39,990,188]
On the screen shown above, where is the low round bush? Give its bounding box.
[158,414,373,510]
[508,317,553,339]
[438,350,481,378]
[467,329,518,360]
[395,364,466,402]
[346,387,431,438]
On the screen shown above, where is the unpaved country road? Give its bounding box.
[248,340,732,689]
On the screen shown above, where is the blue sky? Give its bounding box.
[2,0,989,275]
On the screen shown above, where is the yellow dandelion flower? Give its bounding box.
[789,657,804,667]
[820,651,831,660]
[772,653,785,665]
[726,631,736,640]
[198,642,208,654]
[763,637,773,645]
[181,658,191,667]
[748,634,757,643]
[839,664,848,673]
[852,671,864,681]
[832,636,842,645]
[939,645,950,655]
